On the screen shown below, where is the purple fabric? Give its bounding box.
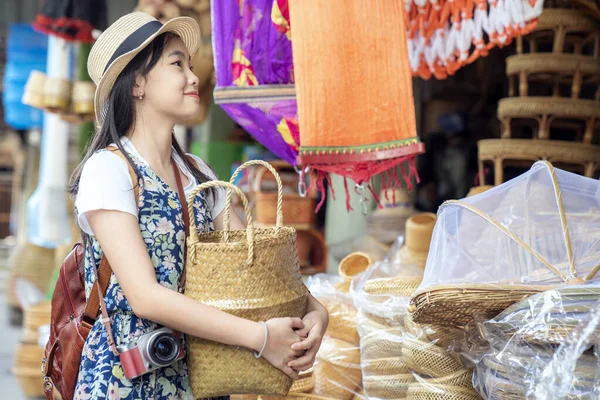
[221,100,298,165]
[212,0,299,165]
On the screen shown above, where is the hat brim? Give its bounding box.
[94,16,201,124]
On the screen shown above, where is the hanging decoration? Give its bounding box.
[289,0,425,212]
[212,0,299,166]
[33,0,108,43]
[405,0,544,79]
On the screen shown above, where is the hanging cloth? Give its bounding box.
[33,0,108,43]
[212,0,300,166]
[289,0,425,212]
[405,0,544,79]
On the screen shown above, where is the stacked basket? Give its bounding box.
[478,5,600,185]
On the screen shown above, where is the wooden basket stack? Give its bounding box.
[478,5,600,185]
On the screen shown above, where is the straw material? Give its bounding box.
[406,384,481,400]
[409,284,547,326]
[360,329,405,360]
[314,339,362,400]
[403,314,466,349]
[363,373,414,399]
[185,164,308,398]
[401,338,464,378]
[362,357,410,376]
[290,375,313,393]
[43,77,71,111]
[88,12,200,124]
[258,394,337,400]
[8,243,56,307]
[336,252,372,293]
[23,301,51,344]
[410,369,474,390]
[72,81,95,115]
[13,366,46,398]
[363,277,423,297]
[22,70,46,109]
[322,300,359,345]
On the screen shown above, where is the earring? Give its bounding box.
[138,92,144,100]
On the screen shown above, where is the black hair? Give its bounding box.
[69,33,215,214]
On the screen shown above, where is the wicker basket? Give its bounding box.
[336,252,372,293]
[406,384,481,400]
[72,81,95,115]
[22,70,46,109]
[314,339,362,400]
[363,373,414,399]
[13,343,46,397]
[403,314,466,348]
[185,161,308,398]
[43,77,71,112]
[253,163,317,229]
[258,394,337,400]
[23,301,51,343]
[409,369,474,391]
[362,356,410,376]
[360,328,405,360]
[363,277,423,297]
[8,243,56,308]
[322,299,359,345]
[401,337,464,378]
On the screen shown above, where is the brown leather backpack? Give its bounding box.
[42,148,138,400]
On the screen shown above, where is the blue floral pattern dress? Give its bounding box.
[74,149,229,400]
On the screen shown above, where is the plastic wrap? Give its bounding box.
[411,161,600,326]
[353,260,479,400]
[306,274,364,400]
[469,284,600,399]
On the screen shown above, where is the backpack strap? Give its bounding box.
[81,146,139,355]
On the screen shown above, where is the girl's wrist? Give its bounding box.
[245,320,265,353]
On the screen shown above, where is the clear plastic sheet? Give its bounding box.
[353,260,479,399]
[411,161,600,326]
[467,284,600,399]
[306,275,364,399]
[417,161,600,288]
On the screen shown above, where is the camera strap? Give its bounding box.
[173,159,189,292]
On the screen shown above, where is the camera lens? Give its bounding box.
[149,333,180,365]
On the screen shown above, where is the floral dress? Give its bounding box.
[74,149,229,400]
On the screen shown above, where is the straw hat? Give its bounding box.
[88,12,200,123]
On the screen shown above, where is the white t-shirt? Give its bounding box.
[76,137,225,235]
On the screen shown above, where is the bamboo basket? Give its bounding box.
[22,301,51,343]
[362,356,410,376]
[401,337,464,378]
[314,338,362,400]
[185,161,308,398]
[363,373,414,399]
[403,314,466,349]
[22,70,46,109]
[322,300,359,345]
[43,77,71,112]
[72,81,95,115]
[409,369,474,391]
[259,394,337,400]
[13,343,47,397]
[406,384,481,400]
[336,252,372,293]
[8,243,56,308]
[363,276,423,297]
[290,368,314,393]
[360,328,405,360]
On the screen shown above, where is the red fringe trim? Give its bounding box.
[308,156,420,213]
[33,15,96,43]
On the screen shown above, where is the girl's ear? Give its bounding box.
[132,75,146,98]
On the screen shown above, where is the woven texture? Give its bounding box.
[362,357,410,376]
[363,373,414,399]
[185,166,308,398]
[314,339,362,400]
[402,338,464,378]
[406,385,481,400]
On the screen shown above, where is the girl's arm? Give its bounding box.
[86,209,303,379]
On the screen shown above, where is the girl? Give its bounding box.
[71,12,328,399]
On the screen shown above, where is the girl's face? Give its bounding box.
[136,36,200,122]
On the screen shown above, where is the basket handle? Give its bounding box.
[187,181,254,266]
[228,160,284,230]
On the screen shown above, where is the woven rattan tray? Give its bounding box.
[409,284,550,326]
[477,139,600,185]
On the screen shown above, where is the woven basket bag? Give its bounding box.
[185,161,308,398]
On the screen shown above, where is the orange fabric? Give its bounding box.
[289,0,418,154]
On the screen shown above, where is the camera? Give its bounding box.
[118,327,185,380]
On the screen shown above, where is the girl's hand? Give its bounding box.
[261,317,306,379]
[287,308,329,372]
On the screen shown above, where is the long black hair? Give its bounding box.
[69,33,215,204]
